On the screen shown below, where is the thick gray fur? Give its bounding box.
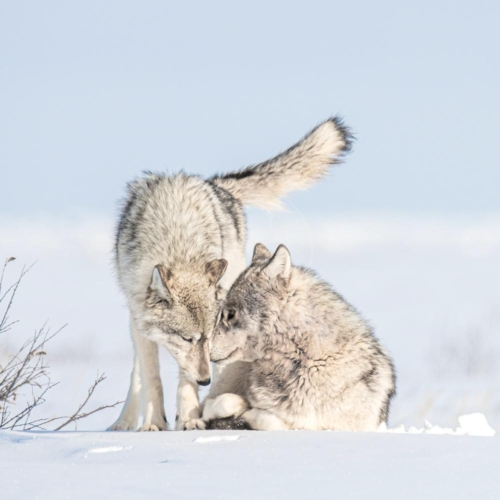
[211,116,352,210]
[205,244,396,431]
[108,117,353,431]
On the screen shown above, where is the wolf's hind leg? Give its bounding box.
[242,409,289,430]
[203,394,248,421]
[107,355,141,431]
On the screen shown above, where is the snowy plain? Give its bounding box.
[1,427,499,500]
[1,211,499,499]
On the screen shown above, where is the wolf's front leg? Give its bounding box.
[176,375,205,430]
[242,408,289,430]
[108,315,148,431]
[135,328,168,431]
[108,318,167,431]
[107,355,141,431]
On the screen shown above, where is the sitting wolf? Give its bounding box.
[204,244,396,431]
[108,118,352,431]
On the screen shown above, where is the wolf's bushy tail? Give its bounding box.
[210,116,353,210]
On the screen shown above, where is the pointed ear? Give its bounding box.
[252,243,272,264]
[263,245,291,281]
[206,259,228,286]
[150,265,173,300]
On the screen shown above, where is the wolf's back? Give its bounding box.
[210,116,353,210]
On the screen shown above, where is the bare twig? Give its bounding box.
[0,257,16,297]
[1,259,119,431]
[34,373,123,431]
[0,262,35,335]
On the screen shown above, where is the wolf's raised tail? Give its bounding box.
[210,116,353,210]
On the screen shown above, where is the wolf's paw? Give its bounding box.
[138,422,168,432]
[203,394,248,421]
[179,418,206,431]
[107,420,136,431]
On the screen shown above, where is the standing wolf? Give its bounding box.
[205,244,395,431]
[108,117,352,431]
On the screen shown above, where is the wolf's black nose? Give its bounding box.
[197,378,211,386]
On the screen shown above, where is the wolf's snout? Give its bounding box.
[197,377,211,386]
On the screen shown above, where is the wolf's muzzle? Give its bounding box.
[197,378,211,386]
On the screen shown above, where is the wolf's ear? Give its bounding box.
[206,259,228,286]
[150,265,173,301]
[263,245,291,282]
[252,243,272,264]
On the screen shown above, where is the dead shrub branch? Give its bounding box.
[0,258,121,430]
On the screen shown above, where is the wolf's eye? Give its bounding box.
[224,308,238,325]
[181,335,193,343]
[154,296,171,308]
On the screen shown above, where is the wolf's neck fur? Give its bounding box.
[260,266,370,359]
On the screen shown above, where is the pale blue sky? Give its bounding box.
[1,0,499,216]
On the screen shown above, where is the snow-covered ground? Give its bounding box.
[1,211,499,431]
[1,426,499,500]
[1,212,499,498]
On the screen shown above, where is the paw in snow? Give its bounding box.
[203,394,248,421]
[107,420,136,432]
[139,422,168,432]
[182,419,206,431]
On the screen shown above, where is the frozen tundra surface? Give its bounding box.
[1,429,499,500]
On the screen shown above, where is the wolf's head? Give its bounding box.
[142,259,228,385]
[210,243,291,365]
